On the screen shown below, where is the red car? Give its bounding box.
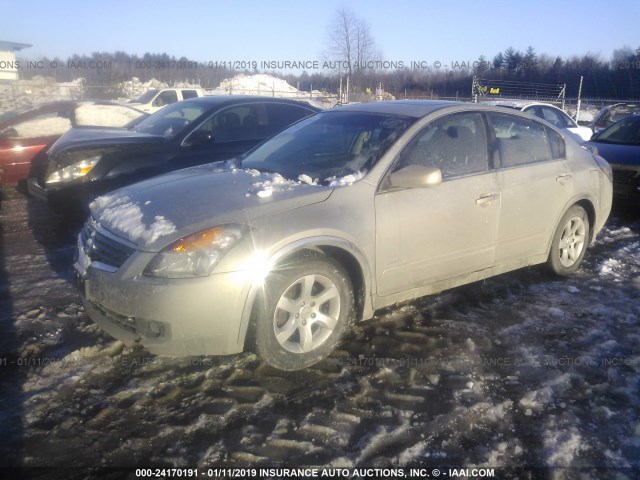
[0,101,145,187]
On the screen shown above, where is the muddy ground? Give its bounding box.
[0,187,639,478]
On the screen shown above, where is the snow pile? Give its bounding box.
[209,73,332,109]
[212,74,302,97]
[75,103,144,127]
[91,193,176,244]
[7,116,71,138]
[0,76,85,114]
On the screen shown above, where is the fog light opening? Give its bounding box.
[148,321,163,337]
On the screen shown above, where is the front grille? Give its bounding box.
[80,219,136,269]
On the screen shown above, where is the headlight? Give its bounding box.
[46,155,101,184]
[144,225,249,278]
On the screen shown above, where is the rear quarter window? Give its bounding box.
[181,90,198,100]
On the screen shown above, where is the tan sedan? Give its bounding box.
[74,101,613,370]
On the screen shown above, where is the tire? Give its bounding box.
[255,255,353,371]
[547,205,589,276]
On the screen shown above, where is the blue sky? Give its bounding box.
[3,0,639,71]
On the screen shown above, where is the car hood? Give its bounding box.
[49,127,164,155]
[585,141,640,166]
[90,165,334,251]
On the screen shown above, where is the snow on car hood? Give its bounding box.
[89,165,334,251]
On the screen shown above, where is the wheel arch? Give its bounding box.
[546,195,597,258]
[237,236,374,350]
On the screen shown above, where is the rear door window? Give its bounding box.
[154,90,178,107]
[490,112,557,167]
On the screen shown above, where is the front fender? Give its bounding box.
[234,235,375,351]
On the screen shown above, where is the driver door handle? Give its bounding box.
[475,193,500,206]
[556,174,572,184]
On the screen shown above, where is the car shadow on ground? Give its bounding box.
[0,187,23,466]
[26,192,82,283]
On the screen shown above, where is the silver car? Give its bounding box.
[75,101,613,370]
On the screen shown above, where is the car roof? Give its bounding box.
[180,95,321,110]
[481,100,560,110]
[329,100,467,118]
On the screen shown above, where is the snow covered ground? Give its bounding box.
[0,187,638,477]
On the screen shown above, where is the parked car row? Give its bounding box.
[27,96,320,212]
[0,93,617,370]
[66,100,613,370]
[0,101,146,187]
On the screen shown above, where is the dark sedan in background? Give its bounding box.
[584,114,640,203]
[28,96,320,212]
[0,101,145,187]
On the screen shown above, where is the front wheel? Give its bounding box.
[255,255,353,371]
[547,205,589,276]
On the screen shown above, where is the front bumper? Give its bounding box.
[76,249,255,356]
[81,267,250,356]
[27,177,48,201]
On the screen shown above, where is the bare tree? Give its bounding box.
[325,7,378,82]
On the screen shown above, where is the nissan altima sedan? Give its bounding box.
[75,101,613,370]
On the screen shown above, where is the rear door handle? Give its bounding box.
[556,174,572,184]
[475,193,500,206]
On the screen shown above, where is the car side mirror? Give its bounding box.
[389,165,442,189]
[153,98,164,107]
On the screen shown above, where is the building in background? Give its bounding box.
[0,40,31,82]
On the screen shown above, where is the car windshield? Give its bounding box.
[241,111,415,184]
[132,101,209,138]
[130,90,159,104]
[594,116,640,146]
[595,104,640,129]
[0,106,33,124]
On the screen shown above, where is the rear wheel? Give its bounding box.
[255,255,353,371]
[547,205,589,276]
